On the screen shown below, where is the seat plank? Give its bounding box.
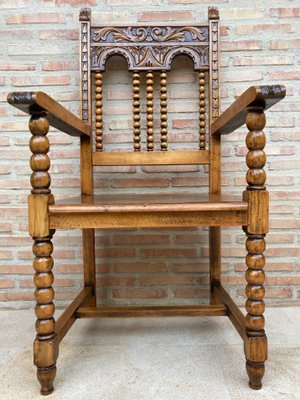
[48,193,248,229]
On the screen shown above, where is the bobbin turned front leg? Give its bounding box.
[243,107,268,390]
[29,113,58,395]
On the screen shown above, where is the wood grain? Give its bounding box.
[7,91,90,137]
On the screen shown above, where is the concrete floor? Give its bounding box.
[0,308,299,400]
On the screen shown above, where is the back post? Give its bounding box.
[79,8,96,306]
[208,7,221,303]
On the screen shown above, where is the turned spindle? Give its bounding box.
[95,71,103,151]
[160,71,168,151]
[29,114,58,395]
[244,108,268,390]
[199,71,206,150]
[146,71,154,151]
[132,71,141,151]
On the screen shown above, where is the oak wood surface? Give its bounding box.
[213,284,246,339]
[55,287,93,343]
[211,85,286,136]
[92,149,210,166]
[7,91,90,137]
[77,304,227,318]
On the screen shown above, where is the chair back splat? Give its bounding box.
[6,6,286,396]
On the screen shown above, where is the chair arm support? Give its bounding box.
[7,91,90,137]
[211,85,286,136]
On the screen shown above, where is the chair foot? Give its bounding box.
[246,360,264,390]
[37,365,56,395]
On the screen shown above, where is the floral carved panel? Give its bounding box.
[90,25,209,71]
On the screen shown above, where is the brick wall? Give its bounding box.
[1,0,300,309]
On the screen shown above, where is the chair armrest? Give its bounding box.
[211,85,286,136]
[7,91,90,137]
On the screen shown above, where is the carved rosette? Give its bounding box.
[91,25,209,71]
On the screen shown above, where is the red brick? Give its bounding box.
[171,177,208,187]
[222,40,262,51]
[264,288,292,299]
[0,279,15,289]
[173,288,208,298]
[270,39,300,50]
[114,234,170,245]
[0,292,33,301]
[0,62,36,71]
[138,11,194,22]
[96,276,135,286]
[55,264,82,273]
[40,29,78,40]
[11,75,70,87]
[236,23,293,35]
[233,55,293,66]
[96,248,135,258]
[0,137,10,146]
[140,275,195,286]
[0,0,30,7]
[172,119,198,129]
[269,71,300,80]
[168,0,228,3]
[221,8,263,20]
[112,178,169,188]
[270,8,300,18]
[0,250,12,260]
[112,262,167,273]
[112,288,168,298]
[222,71,263,82]
[55,0,96,5]
[141,248,198,258]
[6,13,65,24]
[172,263,209,273]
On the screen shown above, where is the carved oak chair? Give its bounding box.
[7,7,285,395]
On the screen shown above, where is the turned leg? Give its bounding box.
[29,112,58,395]
[243,106,268,389]
[33,234,58,395]
[244,233,267,389]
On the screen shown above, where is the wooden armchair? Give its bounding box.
[7,7,286,396]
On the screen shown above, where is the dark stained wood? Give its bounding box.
[77,304,227,318]
[7,92,90,137]
[211,85,286,136]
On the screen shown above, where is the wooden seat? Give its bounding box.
[7,6,286,396]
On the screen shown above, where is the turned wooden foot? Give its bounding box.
[246,360,265,390]
[37,365,57,395]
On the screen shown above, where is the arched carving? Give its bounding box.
[91,25,209,71]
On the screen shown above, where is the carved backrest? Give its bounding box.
[79,7,220,170]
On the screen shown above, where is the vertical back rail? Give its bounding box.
[79,9,96,306]
[160,71,168,151]
[208,7,221,304]
[79,9,91,123]
[199,70,206,150]
[132,71,141,151]
[146,71,154,151]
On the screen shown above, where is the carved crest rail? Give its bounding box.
[90,25,209,71]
